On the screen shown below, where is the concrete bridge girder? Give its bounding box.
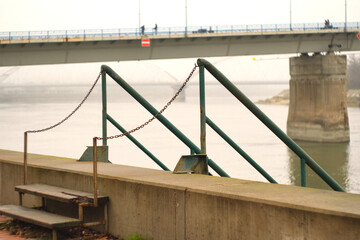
[0,31,359,66]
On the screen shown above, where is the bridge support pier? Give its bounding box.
[287,53,349,142]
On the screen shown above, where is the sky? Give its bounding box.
[0,0,359,85]
[1,0,359,31]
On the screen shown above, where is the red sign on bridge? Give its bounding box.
[357,32,360,40]
[141,39,150,47]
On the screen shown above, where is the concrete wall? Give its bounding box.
[287,54,349,142]
[1,149,360,240]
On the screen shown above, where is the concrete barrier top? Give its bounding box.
[1,149,359,220]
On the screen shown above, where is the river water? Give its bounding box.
[1,83,359,193]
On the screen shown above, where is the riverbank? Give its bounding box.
[256,89,360,107]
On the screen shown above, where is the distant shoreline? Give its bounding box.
[256,89,360,108]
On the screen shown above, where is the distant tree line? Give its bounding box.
[347,54,360,89]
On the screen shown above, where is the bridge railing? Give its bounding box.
[1,21,359,41]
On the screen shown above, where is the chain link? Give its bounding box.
[96,63,198,141]
[26,71,102,134]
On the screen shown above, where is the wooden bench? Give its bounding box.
[0,184,109,240]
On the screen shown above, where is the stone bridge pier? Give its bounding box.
[287,53,349,142]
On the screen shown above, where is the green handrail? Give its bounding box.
[197,58,345,192]
[101,65,230,177]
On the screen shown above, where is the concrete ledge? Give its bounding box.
[1,149,360,239]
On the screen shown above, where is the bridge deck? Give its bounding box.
[2,28,358,45]
[2,30,360,66]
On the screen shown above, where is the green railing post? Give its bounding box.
[101,70,107,146]
[301,158,306,187]
[199,65,206,154]
[197,58,345,192]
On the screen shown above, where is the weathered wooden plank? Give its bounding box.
[0,205,82,229]
[15,184,108,204]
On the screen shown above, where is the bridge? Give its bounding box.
[1,21,360,66]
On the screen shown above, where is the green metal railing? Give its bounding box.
[100,65,229,177]
[197,58,345,192]
[100,60,345,192]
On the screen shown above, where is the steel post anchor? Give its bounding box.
[173,154,208,175]
[78,145,110,163]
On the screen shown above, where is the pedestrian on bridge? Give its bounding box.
[154,24,158,35]
[141,25,145,35]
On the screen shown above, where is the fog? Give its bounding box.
[0,55,292,87]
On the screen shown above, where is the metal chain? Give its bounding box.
[26,71,102,134]
[96,63,198,141]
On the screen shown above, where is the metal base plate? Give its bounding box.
[173,154,208,175]
[78,146,110,163]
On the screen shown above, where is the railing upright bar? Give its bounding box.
[199,65,206,154]
[92,137,98,207]
[101,65,230,177]
[23,132,28,185]
[301,158,306,187]
[106,113,170,171]
[197,58,345,192]
[102,71,107,146]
